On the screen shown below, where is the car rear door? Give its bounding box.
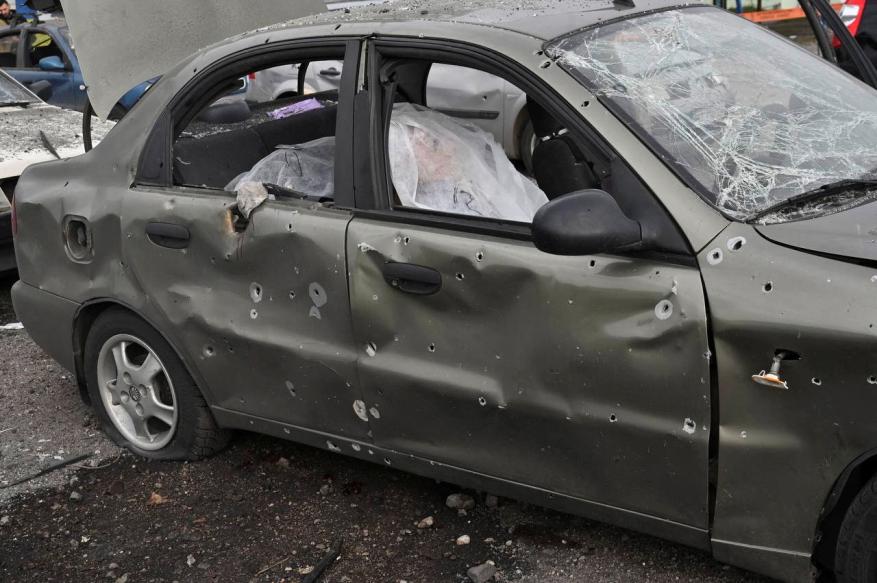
[345,38,714,533]
[120,39,372,443]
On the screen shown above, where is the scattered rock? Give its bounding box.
[467,561,497,583]
[0,515,8,525]
[147,492,167,506]
[186,554,196,567]
[318,484,333,496]
[115,574,128,583]
[456,534,471,545]
[416,516,434,529]
[298,565,315,575]
[108,563,119,570]
[276,457,290,468]
[69,491,82,502]
[446,493,475,511]
[485,494,499,508]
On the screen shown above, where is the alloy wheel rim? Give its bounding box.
[96,334,178,451]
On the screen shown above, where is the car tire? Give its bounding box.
[519,119,537,176]
[84,308,229,460]
[835,474,877,582]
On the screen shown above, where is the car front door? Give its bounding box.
[345,40,714,533]
[14,28,77,109]
[120,40,372,443]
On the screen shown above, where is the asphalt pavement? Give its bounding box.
[0,275,767,582]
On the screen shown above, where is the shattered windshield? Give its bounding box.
[0,70,38,106]
[547,6,877,222]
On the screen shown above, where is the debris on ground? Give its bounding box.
[456,534,471,545]
[446,493,475,511]
[467,561,497,583]
[417,516,434,529]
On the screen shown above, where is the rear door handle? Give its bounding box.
[382,262,442,295]
[319,68,341,77]
[145,222,190,249]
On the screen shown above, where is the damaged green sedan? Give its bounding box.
[11,0,877,581]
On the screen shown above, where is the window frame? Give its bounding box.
[135,37,362,210]
[360,36,691,259]
[21,27,70,70]
[0,29,23,68]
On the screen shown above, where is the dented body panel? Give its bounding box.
[11,2,877,582]
[348,219,712,528]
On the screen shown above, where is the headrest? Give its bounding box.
[527,97,564,138]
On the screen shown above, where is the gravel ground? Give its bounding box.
[0,276,767,582]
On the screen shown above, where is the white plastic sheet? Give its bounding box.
[227,136,335,199]
[388,103,547,222]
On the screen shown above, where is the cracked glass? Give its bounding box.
[548,6,877,223]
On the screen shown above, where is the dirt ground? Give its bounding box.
[0,274,767,583]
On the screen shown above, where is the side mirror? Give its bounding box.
[532,190,643,256]
[38,56,65,72]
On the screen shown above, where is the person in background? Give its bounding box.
[0,0,27,27]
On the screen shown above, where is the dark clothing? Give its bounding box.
[0,10,29,27]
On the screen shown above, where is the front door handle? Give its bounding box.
[382,262,442,295]
[145,222,190,249]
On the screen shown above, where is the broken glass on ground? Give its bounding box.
[548,6,877,223]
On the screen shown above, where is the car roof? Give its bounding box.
[282,0,691,41]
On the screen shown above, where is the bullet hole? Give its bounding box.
[403,236,410,245]
[351,443,361,452]
[250,309,258,319]
[365,342,377,357]
[762,281,774,293]
[309,282,328,307]
[671,279,678,295]
[706,248,723,265]
[609,414,618,423]
[535,49,544,56]
[582,100,590,107]
[309,306,322,320]
[326,440,341,453]
[353,400,369,422]
[249,282,263,303]
[455,273,465,281]
[428,343,436,353]
[476,251,485,262]
[288,290,296,300]
[286,223,294,232]
[703,350,712,361]
[285,380,296,397]
[868,375,877,385]
[740,431,748,439]
[369,406,381,419]
[871,275,877,283]
[384,457,392,465]
[478,396,487,406]
[358,242,376,253]
[727,236,747,252]
[811,377,822,386]
[225,253,232,261]
[683,418,696,434]
[654,299,673,320]
[283,427,291,435]
[202,345,215,358]
[540,60,552,69]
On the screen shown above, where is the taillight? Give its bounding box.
[10,196,17,237]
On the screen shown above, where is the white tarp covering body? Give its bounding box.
[62,0,326,119]
[388,103,547,221]
[227,137,336,200]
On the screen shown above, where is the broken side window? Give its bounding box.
[172,60,341,204]
[548,6,877,223]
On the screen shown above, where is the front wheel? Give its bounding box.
[84,308,229,460]
[835,475,877,582]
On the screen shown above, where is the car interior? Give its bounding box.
[171,51,689,254]
[0,31,19,68]
[173,61,340,198]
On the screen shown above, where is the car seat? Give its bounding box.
[528,97,599,199]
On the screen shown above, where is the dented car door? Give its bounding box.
[117,41,370,441]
